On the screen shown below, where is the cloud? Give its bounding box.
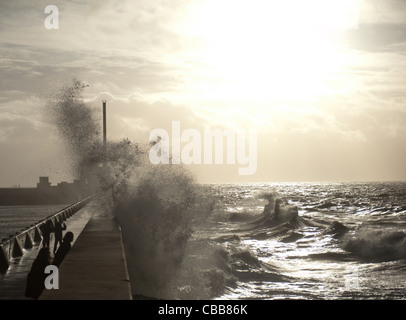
[0,102,71,187]
[359,0,406,25]
[1,0,406,184]
[343,24,406,52]
[0,0,191,56]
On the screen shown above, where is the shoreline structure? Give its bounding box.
[1,196,132,300]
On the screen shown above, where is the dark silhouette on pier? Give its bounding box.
[53,231,74,267]
[53,222,67,253]
[40,220,54,248]
[25,247,52,299]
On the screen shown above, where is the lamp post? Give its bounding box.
[102,100,107,150]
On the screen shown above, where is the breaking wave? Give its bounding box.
[342,229,406,262]
[45,78,214,299]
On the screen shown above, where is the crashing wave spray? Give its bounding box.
[342,229,406,262]
[45,78,213,299]
[46,78,102,184]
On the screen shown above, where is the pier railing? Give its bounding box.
[0,196,93,272]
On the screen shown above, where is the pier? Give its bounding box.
[0,197,132,300]
[40,217,132,300]
[0,197,93,273]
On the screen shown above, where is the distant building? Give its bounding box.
[0,177,90,206]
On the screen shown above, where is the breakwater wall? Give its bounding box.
[0,196,93,272]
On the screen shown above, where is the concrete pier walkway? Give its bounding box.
[40,217,132,300]
[0,206,92,300]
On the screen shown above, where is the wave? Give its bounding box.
[280,232,304,243]
[158,243,237,300]
[323,221,350,238]
[229,210,261,222]
[307,252,354,262]
[114,165,205,299]
[240,192,300,229]
[342,229,406,262]
[229,249,288,285]
[45,79,214,299]
[229,192,326,240]
[160,240,290,299]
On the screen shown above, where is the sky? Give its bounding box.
[1,0,406,186]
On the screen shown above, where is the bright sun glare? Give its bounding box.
[181,0,359,104]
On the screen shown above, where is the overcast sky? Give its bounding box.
[1,0,406,186]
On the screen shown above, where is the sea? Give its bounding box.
[2,181,406,300]
[211,181,406,300]
[0,205,67,242]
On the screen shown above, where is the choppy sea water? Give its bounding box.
[2,182,406,300]
[0,205,68,241]
[165,181,406,300]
